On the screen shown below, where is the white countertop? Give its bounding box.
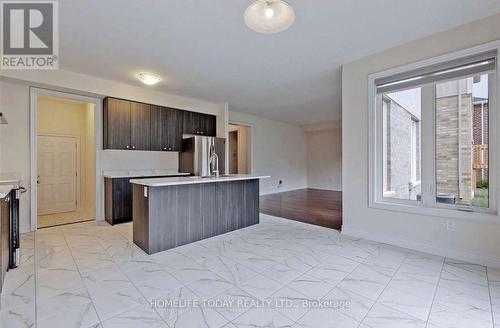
[0,185,14,198]
[103,170,191,178]
[130,174,271,187]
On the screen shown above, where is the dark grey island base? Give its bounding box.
[131,175,268,254]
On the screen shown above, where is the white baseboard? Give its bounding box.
[307,187,342,192]
[341,225,500,268]
[260,186,306,196]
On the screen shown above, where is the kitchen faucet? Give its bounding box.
[209,143,219,177]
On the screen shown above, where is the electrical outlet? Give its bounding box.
[446,220,456,232]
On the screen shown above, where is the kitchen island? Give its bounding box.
[130,174,270,254]
[103,170,190,225]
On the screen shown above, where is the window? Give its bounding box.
[370,45,498,217]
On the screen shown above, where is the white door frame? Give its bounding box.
[228,121,253,174]
[30,87,103,231]
[37,133,81,214]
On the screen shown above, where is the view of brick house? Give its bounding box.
[383,75,489,206]
[473,97,489,182]
[435,79,474,203]
[383,90,421,201]
[436,76,489,205]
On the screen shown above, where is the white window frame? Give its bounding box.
[410,118,418,184]
[382,98,391,196]
[368,41,500,223]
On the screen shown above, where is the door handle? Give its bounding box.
[37,175,40,184]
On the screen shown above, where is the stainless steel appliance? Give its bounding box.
[8,185,23,268]
[179,136,226,177]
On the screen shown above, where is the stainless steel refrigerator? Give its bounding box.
[179,136,226,177]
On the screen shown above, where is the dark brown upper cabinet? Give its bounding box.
[204,114,217,137]
[103,98,131,150]
[182,111,200,135]
[183,111,216,136]
[130,102,151,150]
[104,97,216,151]
[104,98,151,150]
[151,106,183,152]
[166,108,184,151]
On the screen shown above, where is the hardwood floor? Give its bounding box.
[260,188,342,230]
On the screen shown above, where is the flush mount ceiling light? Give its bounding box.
[136,72,162,86]
[244,0,295,34]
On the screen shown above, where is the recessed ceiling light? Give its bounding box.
[244,0,295,34]
[136,72,162,86]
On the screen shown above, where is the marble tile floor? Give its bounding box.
[1,214,499,328]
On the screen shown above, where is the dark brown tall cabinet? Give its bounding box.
[103,97,216,151]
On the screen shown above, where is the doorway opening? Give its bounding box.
[36,95,96,228]
[228,123,251,174]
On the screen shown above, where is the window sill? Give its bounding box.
[370,200,500,225]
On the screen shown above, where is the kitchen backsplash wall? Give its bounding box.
[101,150,179,171]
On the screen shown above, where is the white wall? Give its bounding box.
[0,79,30,233]
[229,111,307,194]
[342,13,500,267]
[0,70,227,233]
[303,122,342,191]
[84,103,96,216]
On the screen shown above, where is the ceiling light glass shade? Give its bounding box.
[136,72,162,86]
[244,0,295,34]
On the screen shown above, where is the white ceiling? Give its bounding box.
[60,0,500,124]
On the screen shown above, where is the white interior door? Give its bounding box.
[37,135,78,215]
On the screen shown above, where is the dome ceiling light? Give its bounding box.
[136,72,162,86]
[244,0,295,34]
